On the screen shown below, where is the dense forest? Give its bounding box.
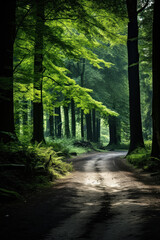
[0,0,160,199]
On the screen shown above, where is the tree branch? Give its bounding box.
[44,75,63,86]
[137,0,149,15]
[13,56,26,73]
[45,16,78,21]
[15,4,33,41]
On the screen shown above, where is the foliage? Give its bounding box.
[46,137,94,156]
[138,2,153,141]
[83,44,129,141]
[126,141,160,171]
[1,0,156,177]
[0,188,25,202]
[0,141,73,201]
[46,156,73,180]
[126,147,150,169]
[101,142,129,150]
[46,138,71,157]
[0,135,98,202]
[13,0,126,126]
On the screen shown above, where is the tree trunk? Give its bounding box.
[0,1,16,142]
[15,100,20,136]
[108,116,121,146]
[22,99,28,136]
[44,111,50,137]
[32,0,45,143]
[151,0,160,158]
[126,0,144,153]
[81,58,85,140]
[92,109,96,142]
[71,99,76,137]
[64,105,70,138]
[81,111,84,139]
[96,118,101,143]
[49,113,54,138]
[86,111,93,141]
[55,107,62,138]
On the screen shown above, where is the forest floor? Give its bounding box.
[0,151,160,240]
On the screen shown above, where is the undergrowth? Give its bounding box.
[46,137,94,156]
[0,141,73,202]
[126,141,160,171]
[0,137,95,202]
[102,142,129,151]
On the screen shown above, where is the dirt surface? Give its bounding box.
[0,151,160,240]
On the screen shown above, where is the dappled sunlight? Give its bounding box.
[1,152,160,240]
[112,199,149,207]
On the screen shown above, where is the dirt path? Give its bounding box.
[0,152,160,240]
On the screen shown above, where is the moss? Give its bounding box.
[126,141,160,171]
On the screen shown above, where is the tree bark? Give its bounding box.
[126,0,145,153]
[32,0,45,143]
[81,58,85,139]
[22,99,28,136]
[55,107,62,138]
[108,116,121,146]
[44,111,50,137]
[64,105,70,138]
[81,111,84,139]
[49,113,54,138]
[92,109,96,142]
[96,118,101,143]
[0,1,16,142]
[71,99,76,137]
[151,0,160,158]
[86,111,93,141]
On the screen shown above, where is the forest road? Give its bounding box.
[1,151,160,240]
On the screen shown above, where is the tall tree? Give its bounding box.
[151,0,160,159]
[0,1,17,142]
[32,0,45,142]
[92,109,96,142]
[126,0,145,153]
[108,116,121,146]
[84,44,129,145]
[80,58,86,140]
[55,107,62,138]
[86,111,93,141]
[96,117,101,143]
[49,112,54,138]
[64,105,70,138]
[71,99,76,138]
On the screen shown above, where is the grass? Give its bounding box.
[101,142,129,151]
[126,141,160,171]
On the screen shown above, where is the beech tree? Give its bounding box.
[84,44,129,145]
[55,107,62,138]
[0,1,17,142]
[151,0,160,159]
[32,0,45,142]
[126,0,145,153]
[63,105,70,138]
[2,0,127,145]
[80,59,85,140]
[71,99,76,138]
[85,112,93,141]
